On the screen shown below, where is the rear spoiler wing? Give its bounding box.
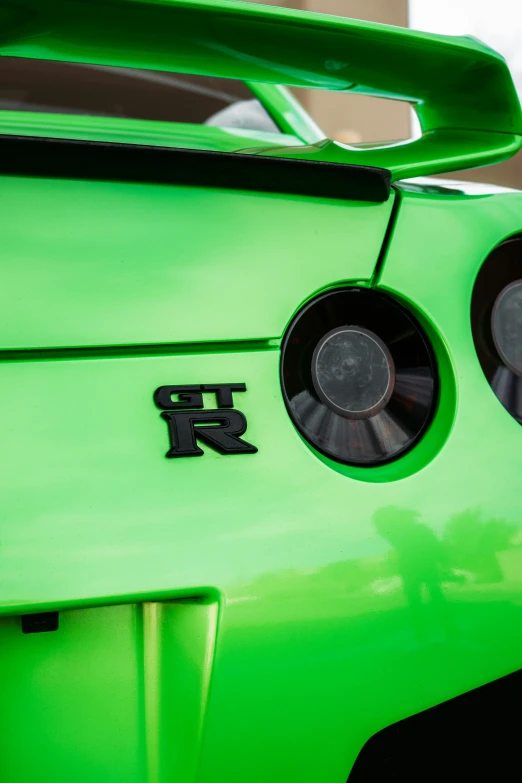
[1,0,521,180]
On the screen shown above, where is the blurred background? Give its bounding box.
[254,0,522,188]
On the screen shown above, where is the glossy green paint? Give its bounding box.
[2,177,522,782]
[0,109,305,152]
[2,217,522,779]
[258,129,522,182]
[248,83,325,144]
[0,176,393,349]
[2,0,521,177]
[1,598,218,782]
[2,3,522,782]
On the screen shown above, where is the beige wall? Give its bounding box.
[257,0,410,142]
[292,0,410,143]
[442,154,522,190]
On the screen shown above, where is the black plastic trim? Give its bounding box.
[371,183,402,286]
[0,339,276,364]
[0,134,391,203]
[21,612,59,634]
[348,668,522,782]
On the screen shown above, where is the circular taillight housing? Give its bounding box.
[472,237,522,423]
[281,288,438,466]
[491,280,522,378]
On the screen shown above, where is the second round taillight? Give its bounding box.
[472,236,522,423]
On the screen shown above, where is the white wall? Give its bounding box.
[410,0,522,186]
[410,0,522,96]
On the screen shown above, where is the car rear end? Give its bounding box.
[1,2,522,782]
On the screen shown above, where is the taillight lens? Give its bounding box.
[311,325,395,419]
[472,237,522,423]
[281,288,438,466]
[491,280,522,377]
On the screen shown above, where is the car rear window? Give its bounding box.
[0,56,281,133]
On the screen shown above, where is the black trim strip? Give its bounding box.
[370,184,402,286]
[0,338,278,363]
[0,134,391,203]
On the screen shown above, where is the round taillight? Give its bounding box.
[472,237,522,423]
[491,280,522,378]
[281,288,438,466]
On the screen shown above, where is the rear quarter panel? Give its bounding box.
[2,174,522,781]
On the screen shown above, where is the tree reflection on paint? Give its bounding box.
[373,507,456,640]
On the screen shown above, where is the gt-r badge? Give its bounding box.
[154,383,258,458]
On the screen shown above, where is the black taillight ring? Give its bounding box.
[281,287,439,467]
[472,236,522,423]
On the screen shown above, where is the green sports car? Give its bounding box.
[1,1,522,781]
